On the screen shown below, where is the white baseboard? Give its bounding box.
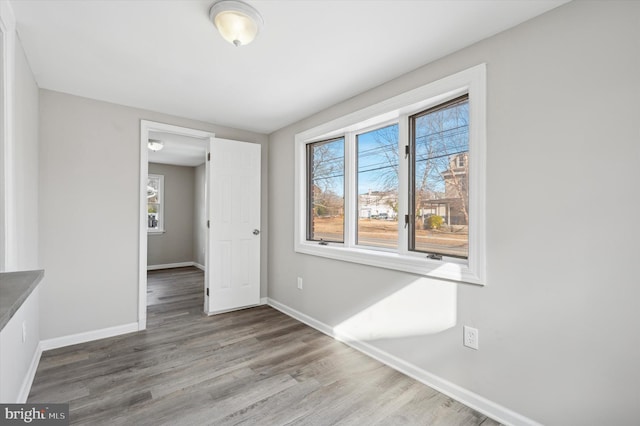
[147,262,195,271]
[193,263,205,271]
[17,343,43,402]
[40,322,139,351]
[260,297,268,305]
[268,298,334,335]
[267,298,540,426]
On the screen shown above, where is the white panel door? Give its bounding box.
[207,138,261,314]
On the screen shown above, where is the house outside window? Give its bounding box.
[147,174,164,233]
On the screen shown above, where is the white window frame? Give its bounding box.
[147,174,165,234]
[294,64,486,285]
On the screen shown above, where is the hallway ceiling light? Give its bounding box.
[148,139,164,152]
[209,0,264,47]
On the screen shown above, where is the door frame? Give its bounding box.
[138,120,214,331]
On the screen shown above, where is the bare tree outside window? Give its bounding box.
[305,95,470,258]
[307,138,344,242]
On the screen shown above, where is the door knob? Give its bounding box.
[253,229,260,235]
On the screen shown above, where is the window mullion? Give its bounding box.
[344,131,357,248]
[397,116,410,256]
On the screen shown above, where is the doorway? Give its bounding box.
[138,121,262,331]
[139,121,213,330]
[146,131,208,270]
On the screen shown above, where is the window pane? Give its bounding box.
[148,205,160,229]
[147,176,160,204]
[307,138,344,242]
[147,175,162,231]
[411,96,469,258]
[356,124,399,249]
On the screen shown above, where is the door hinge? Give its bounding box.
[207,220,210,228]
[206,288,209,296]
[404,214,409,228]
[405,145,410,159]
[207,152,211,161]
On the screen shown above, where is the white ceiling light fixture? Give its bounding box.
[148,139,164,152]
[209,0,264,47]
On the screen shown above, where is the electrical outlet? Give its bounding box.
[463,326,478,350]
[297,277,303,290]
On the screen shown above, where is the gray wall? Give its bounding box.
[147,163,195,267]
[39,90,269,340]
[268,2,640,425]
[193,163,206,267]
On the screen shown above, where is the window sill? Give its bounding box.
[295,241,484,285]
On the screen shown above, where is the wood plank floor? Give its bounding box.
[28,267,501,426]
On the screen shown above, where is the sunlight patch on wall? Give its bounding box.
[333,277,457,342]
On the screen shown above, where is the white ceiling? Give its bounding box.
[11,0,569,134]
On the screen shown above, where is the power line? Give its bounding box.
[358,163,398,174]
[416,149,467,163]
[415,124,468,141]
[312,173,344,181]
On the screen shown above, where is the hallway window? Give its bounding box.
[147,174,164,233]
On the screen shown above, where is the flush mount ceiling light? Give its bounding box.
[209,0,264,47]
[148,139,164,152]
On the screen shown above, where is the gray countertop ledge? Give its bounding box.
[0,269,44,331]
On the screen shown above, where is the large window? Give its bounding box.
[295,65,486,284]
[147,174,164,233]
